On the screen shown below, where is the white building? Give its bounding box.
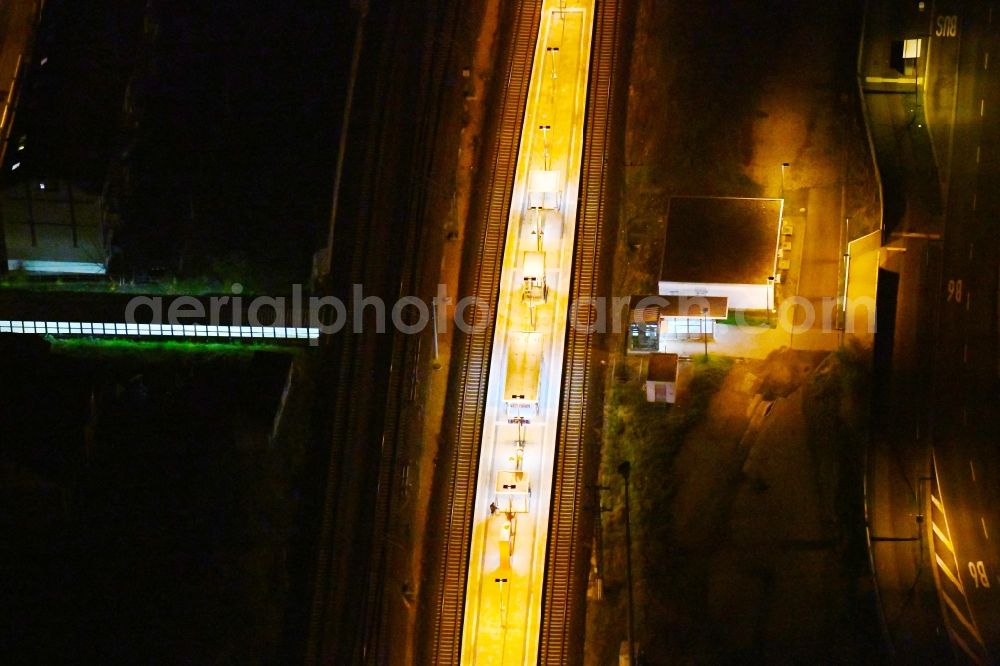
[2,177,106,275]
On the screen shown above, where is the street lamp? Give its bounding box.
[767,276,775,316]
[539,124,552,170]
[780,162,790,199]
[618,461,636,665]
[840,217,852,340]
[702,307,709,359]
[324,0,370,277]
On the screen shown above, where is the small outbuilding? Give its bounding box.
[645,352,679,403]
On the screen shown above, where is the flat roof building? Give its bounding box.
[2,177,105,274]
[659,196,782,312]
[645,352,679,403]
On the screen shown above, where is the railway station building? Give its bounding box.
[658,196,782,310]
[651,196,781,342]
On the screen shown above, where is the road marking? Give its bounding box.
[864,76,924,84]
[983,517,990,540]
[936,14,959,37]
[941,585,983,641]
[931,454,990,660]
[969,561,991,588]
[948,278,964,302]
[981,98,985,116]
[970,459,976,482]
[949,626,988,665]
[935,522,956,552]
[937,551,963,587]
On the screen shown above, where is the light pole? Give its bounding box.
[618,461,636,665]
[767,276,775,312]
[780,162,789,199]
[539,124,552,170]
[324,0,370,278]
[841,217,851,337]
[702,307,709,359]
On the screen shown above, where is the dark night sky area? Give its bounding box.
[5,0,145,187]
[0,338,298,662]
[1,2,356,661]
[8,0,354,289]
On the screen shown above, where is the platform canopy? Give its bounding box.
[495,470,531,513]
[630,294,730,321]
[526,169,562,209]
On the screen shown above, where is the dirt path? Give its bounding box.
[587,346,878,663]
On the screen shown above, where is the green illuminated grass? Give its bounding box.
[45,335,297,360]
[719,310,775,328]
[1,270,255,296]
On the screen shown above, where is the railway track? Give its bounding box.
[358,0,468,662]
[428,2,543,663]
[427,0,629,662]
[304,1,468,662]
[539,0,624,663]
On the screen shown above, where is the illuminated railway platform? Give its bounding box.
[461,1,594,663]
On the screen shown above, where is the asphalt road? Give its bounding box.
[928,0,1000,660]
[861,0,999,662]
[861,3,949,659]
[0,0,40,167]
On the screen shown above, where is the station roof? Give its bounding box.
[660,196,781,285]
[630,294,729,320]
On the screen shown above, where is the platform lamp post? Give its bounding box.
[539,124,552,170]
[767,276,775,320]
[618,461,636,665]
[324,0,370,279]
[841,217,851,336]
